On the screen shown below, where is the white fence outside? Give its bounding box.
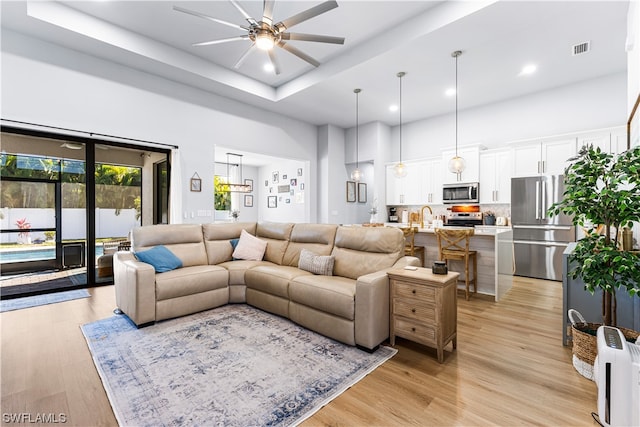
[1,207,139,243]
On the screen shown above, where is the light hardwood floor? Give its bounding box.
[1,277,597,426]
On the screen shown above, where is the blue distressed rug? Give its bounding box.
[82,304,396,427]
[0,289,90,312]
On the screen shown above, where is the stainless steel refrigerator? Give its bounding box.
[511,175,575,281]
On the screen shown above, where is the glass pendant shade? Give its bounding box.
[393,162,408,178]
[350,168,363,181]
[448,156,466,174]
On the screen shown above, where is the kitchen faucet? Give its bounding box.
[420,205,433,228]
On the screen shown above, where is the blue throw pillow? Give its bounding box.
[230,238,240,261]
[134,245,182,273]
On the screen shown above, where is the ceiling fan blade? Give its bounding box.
[281,32,344,44]
[228,0,257,25]
[276,0,338,31]
[277,41,320,67]
[262,0,275,25]
[267,49,281,75]
[233,43,256,69]
[193,35,250,47]
[173,6,248,31]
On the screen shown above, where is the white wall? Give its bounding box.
[389,72,627,161]
[1,30,319,225]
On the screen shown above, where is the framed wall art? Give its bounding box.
[357,182,367,203]
[190,173,201,192]
[244,194,253,207]
[244,179,253,191]
[268,196,277,208]
[346,181,356,203]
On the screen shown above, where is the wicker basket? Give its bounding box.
[568,309,640,380]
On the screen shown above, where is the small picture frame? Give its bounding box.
[357,183,367,203]
[244,194,253,207]
[190,177,202,192]
[297,168,303,176]
[272,172,279,183]
[268,196,277,208]
[283,174,288,180]
[244,179,253,192]
[290,178,297,187]
[265,180,269,187]
[346,181,356,203]
[300,183,305,190]
[286,199,290,204]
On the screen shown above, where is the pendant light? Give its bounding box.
[393,71,408,178]
[448,50,466,177]
[350,88,363,182]
[220,153,252,192]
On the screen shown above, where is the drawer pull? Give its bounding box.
[412,289,416,294]
[411,327,416,332]
[411,308,416,313]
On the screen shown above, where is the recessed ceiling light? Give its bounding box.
[263,63,274,72]
[445,88,456,97]
[519,64,537,76]
[389,105,398,112]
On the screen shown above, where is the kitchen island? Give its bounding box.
[389,224,514,301]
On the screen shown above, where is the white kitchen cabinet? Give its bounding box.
[386,162,424,205]
[424,158,443,204]
[512,138,576,177]
[441,146,480,184]
[479,149,511,203]
[577,127,626,155]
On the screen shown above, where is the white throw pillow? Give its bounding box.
[298,248,334,276]
[232,229,267,261]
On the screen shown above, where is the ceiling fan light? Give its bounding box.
[351,168,363,182]
[393,162,408,178]
[448,156,466,174]
[255,32,275,50]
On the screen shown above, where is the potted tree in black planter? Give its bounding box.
[547,145,640,377]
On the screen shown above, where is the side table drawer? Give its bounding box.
[392,281,436,303]
[393,318,436,345]
[393,298,436,322]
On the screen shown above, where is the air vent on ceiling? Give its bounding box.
[572,41,591,56]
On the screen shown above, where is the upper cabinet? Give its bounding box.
[512,138,576,177]
[386,158,442,205]
[577,127,626,155]
[479,149,511,203]
[441,146,481,184]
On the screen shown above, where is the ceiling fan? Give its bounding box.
[173,0,345,75]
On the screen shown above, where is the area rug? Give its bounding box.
[0,288,90,312]
[82,304,396,426]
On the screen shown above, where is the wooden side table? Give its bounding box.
[388,267,459,363]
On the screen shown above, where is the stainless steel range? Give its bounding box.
[445,206,483,227]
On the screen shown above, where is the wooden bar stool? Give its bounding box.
[434,228,477,300]
[401,226,425,267]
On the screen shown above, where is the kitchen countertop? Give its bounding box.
[384,223,512,236]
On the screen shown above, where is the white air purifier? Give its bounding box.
[594,326,640,427]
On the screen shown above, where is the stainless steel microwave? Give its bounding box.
[442,182,479,204]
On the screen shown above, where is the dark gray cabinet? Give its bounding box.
[562,243,639,345]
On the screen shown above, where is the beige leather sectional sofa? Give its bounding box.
[113,221,419,351]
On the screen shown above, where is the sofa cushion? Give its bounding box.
[332,226,404,280]
[245,265,311,298]
[256,222,294,265]
[134,245,182,273]
[282,223,337,266]
[132,224,208,267]
[233,229,267,261]
[219,260,272,285]
[203,222,257,265]
[298,249,334,276]
[289,275,356,320]
[155,265,228,301]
